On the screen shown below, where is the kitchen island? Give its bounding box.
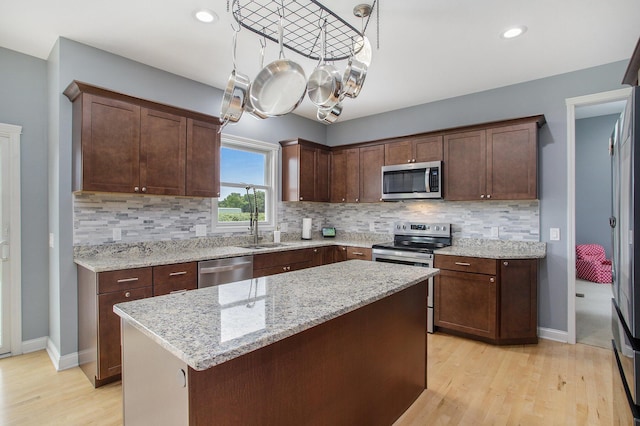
[114,260,437,425]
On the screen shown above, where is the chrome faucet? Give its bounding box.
[245,185,259,244]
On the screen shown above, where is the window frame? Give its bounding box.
[211,134,279,233]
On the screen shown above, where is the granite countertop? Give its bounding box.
[435,238,546,259]
[74,236,383,272]
[113,260,437,371]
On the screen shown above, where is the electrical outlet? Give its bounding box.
[550,228,560,241]
[49,233,54,248]
[491,227,499,238]
[113,228,122,241]
[195,224,207,237]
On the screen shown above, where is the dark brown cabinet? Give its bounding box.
[434,255,538,345]
[330,148,360,203]
[359,145,385,203]
[64,81,220,198]
[253,248,317,277]
[78,266,153,387]
[333,245,372,262]
[280,139,330,202]
[444,119,539,201]
[153,262,197,296]
[384,135,443,165]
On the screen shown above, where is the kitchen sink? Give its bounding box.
[238,243,288,250]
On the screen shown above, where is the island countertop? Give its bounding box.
[114,260,438,371]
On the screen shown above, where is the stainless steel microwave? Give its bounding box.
[381,161,442,200]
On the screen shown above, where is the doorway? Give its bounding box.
[0,123,22,356]
[566,88,631,345]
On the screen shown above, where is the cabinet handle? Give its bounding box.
[352,252,364,256]
[487,194,491,199]
[170,289,187,294]
[454,262,471,266]
[169,271,187,276]
[177,369,187,388]
[216,192,220,197]
[142,187,147,193]
[480,194,485,199]
[134,187,140,192]
[117,277,139,283]
[313,249,318,253]
[341,198,345,202]
[489,277,495,283]
[355,198,359,202]
[342,247,347,251]
[300,197,304,201]
[503,261,509,266]
[125,291,131,298]
[407,159,411,163]
[412,159,416,163]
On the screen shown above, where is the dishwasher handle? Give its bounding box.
[200,261,253,274]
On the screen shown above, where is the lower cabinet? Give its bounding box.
[434,255,537,345]
[333,246,372,262]
[253,248,317,277]
[153,262,197,296]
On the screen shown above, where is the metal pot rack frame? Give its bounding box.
[230,0,376,62]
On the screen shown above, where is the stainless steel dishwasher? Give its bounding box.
[197,256,254,288]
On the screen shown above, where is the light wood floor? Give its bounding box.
[0,333,612,425]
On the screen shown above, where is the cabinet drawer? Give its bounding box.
[346,247,372,261]
[254,260,314,278]
[253,248,314,270]
[153,262,197,296]
[98,267,153,294]
[434,255,496,275]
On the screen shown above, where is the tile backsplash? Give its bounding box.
[74,193,539,246]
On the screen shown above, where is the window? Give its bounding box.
[212,135,279,232]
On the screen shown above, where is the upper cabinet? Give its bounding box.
[444,118,542,201]
[384,135,443,165]
[280,139,330,202]
[358,145,385,202]
[330,148,360,203]
[64,81,220,198]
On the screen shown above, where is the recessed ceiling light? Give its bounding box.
[501,25,527,39]
[194,9,218,24]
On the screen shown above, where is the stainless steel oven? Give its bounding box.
[372,222,451,333]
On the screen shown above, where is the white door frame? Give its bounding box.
[565,87,631,344]
[0,123,22,356]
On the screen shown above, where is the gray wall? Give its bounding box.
[0,47,49,342]
[326,61,629,332]
[48,38,326,356]
[575,114,620,257]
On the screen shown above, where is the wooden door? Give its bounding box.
[499,259,538,343]
[434,270,497,340]
[298,145,316,201]
[81,94,140,193]
[359,145,384,202]
[384,139,413,165]
[486,123,537,200]
[345,148,360,202]
[330,150,347,203]
[413,135,443,162]
[140,108,186,195]
[443,130,487,201]
[315,149,331,202]
[97,287,152,380]
[186,119,220,198]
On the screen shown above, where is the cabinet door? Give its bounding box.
[486,123,537,200]
[499,259,538,343]
[81,94,141,193]
[186,119,220,198]
[384,140,413,165]
[153,262,198,296]
[97,286,152,380]
[315,149,331,202]
[359,145,384,202]
[298,145,316,201]
[413,135,443,163]
[140,108,186,195]
[443,130,487,201]
[334,246,348,262]
[345,148,361,202]
[434,269,497,340]
[330,150,347,203]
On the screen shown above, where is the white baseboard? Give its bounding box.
[538,327,568,343]
[21,336,48,354]
[46,338,79,371]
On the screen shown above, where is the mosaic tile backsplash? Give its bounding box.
[74,193,539,246]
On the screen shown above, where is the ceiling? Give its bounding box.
[2,0,639,123]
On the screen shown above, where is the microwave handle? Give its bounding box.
[425,168,431,193]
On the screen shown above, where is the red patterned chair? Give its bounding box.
[576,244,612,283]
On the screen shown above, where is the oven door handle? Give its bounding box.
[424,168,431,193]
[373,252,433,266]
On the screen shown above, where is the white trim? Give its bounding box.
[0,123,22,356]
[22,336,48,353]
[46,338,79,371]
[537,327,568,343]
[565,87,631,345]
[213,134,280,233]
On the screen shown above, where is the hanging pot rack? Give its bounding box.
[230,0,377,62]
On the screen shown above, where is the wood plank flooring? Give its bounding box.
[0,333,612,425]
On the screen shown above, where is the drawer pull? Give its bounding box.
[352,252,364,256]
[489,278,495,283]
[170,289,187,294]
[125,291,131,298]
[454,262,471,266]
[117,277,139,283]
[169,271,187,276]
[503,261,509,266]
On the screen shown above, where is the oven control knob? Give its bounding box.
[396,225,401,230]
[426,225,430,230]
[434,226,440,231]
[402,225,406,230]
[442,226,447,231]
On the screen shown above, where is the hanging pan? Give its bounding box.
[342,55,367,99]
[317,102,343,124]
[245,38,268,120]
[219,26,250,129]
[249,17,307,117]
[307,23,342,109]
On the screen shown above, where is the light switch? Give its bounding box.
[113,228,122,241]
[550,228,560,241]
[195,224,207,237]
